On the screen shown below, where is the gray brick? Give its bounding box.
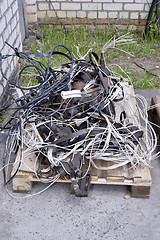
[16,22,20,35]
[135,0,152,3]
[82,3,102,10]
[11,28,17,46]
[114,0,133,2]
[139,12,148,19]
[27,5,37,13]
[98,12,107,18]
[88,12,97,18]
[114,0,134,3]
[72,0,91,1]
[11,0,18,15]
[67,11,76,18]
[93,0,112,2]
[0,35,3,51]
[27,14,37,22]
[57,11,66,18]
[5,7,12,24]
[61,3,81,10]
[38,2,49,10]
[6,64,12,79]
[47,11,56,18]
[145,4,150,11]
[130,12,139,19]
[124,4,144,11]
[11,15,17,31]
[14,35,20,48]
[19,41,23,51]
[103,3,123,11]
[8,34,15,46]
[2,44,9,54]
[26,0,36,4]
[49,2,60,10]
[16,9,20,22]
[3,26,11,41]
[77,11,86,18]
[0,84,3,96]
[109,12,118,18]
[119,11,129,19]
[14,35,21,48]
[7,0,16,6]
[37,11,47,18]
[0,16,6,35]
[1,0,8,15]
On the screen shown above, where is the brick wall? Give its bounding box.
[26,0,152,27]
[0,0,22,96]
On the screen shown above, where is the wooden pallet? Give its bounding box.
[11,83,152,197]
[13,166,152,198]
[11,150,151,198]
[151,96,160,135]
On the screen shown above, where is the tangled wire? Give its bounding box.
[0,34,158,197]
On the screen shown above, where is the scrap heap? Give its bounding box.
[0,35,157,196]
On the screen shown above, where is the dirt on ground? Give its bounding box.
[108,55,160,76]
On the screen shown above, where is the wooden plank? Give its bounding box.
[106,176,125,182]
[131,186,150,198]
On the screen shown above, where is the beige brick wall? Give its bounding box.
[0,0,22,96]
[26,0,152,24]
[26,0,38,23]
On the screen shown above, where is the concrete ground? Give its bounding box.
[0,89,160,240]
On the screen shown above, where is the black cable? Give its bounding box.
[3,120,20,183]
[145,0,160,36]
[1,41,124,188]
[1,43,75,183]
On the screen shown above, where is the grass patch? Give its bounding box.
[111,65,160,89]
[132,73,160,89]
[0,110,7,125]
[25,24,160,89]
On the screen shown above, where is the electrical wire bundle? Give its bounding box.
[0,35,158,197]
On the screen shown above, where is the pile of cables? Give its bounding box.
[0,35,158,197]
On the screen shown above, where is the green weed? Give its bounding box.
[0,110,7,124]
[110,65,160,89]
[25,24,160,89]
